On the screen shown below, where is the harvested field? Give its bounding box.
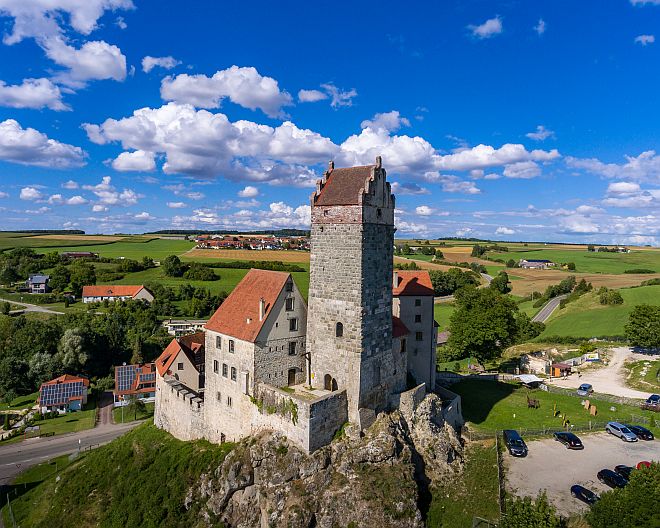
[184,248,311,262]
[29,234,127,242]
[394,256,459,272]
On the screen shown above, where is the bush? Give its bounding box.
[183,263,218,281]
[624,268,655,274]
[205,260,305,272]
[600,290,623,305]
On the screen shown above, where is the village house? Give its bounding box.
[519,258,555,269]
[113,363,157,406]
[82,285,154,304]
[26,274,50,294]
[38,374,89,413]
[156,332,206,392]
[162,318,208,336]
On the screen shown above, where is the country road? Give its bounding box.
[532,294,569,323]
[0,297,64,315]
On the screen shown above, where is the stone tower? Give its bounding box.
[307,156,397,426]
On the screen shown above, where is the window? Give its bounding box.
[415,314,422,323]
[336,322,343,337]
[285,297,294,311]
[222,363,228,377]
[285,281,293,292]
[401,338,407,353]
[231,367,237,381]
[414,298,421,307]
[177,362,184,370]
[213,360,219,374]
[289,318,298,331]
[226,396,232,408]
[216,391,221,401]
[288,341,297,356]
[229,340,235,353]
[416,331,423,342]
[216,336,222,349]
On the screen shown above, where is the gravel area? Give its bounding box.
[504,431,660,514]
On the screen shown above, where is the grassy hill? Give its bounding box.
[539,284,660,338]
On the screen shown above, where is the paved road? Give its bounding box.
[532,294,569,323]
[0,297,64,315]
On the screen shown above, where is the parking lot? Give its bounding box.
[504,432,660,514]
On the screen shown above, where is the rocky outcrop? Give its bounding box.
[185,393,463,528]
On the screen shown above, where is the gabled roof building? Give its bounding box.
[38,374,89,413]
[82,285,154,304]
[114,363,157,405]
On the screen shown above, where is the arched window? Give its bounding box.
[335,322,343,337]
[324,374,332,391]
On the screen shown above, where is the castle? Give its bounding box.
[154,157,438,453]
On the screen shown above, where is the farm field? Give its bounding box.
[539,284,660,338]
[489,248,660,274]
[40,239,196,260]
[184,248,310,262]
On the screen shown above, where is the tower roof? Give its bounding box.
[314,164,377,206]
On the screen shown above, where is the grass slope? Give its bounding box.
[540,285,660,338]
[433,303,455,331]
[5,423,233,528]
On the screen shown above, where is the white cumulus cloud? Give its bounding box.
[526,125,555,141]
[167,201,187,208]
[298,89,327,103]
[0,78,68,110]
[238,185,259,198]
[495,226,515,235]
[142,55,181,73]
[635,34,655,46]
[360,111,410,133]
[20,187,43,201]
[111,150,156,172]
[468,16,503,39]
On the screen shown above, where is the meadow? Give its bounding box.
[539,284,660,338]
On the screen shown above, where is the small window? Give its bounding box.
[416,331,423,342]
[415,314,422,323]
[285,297,294,311]
[222,363,228,377]
[377,208,382,217]
[414,299,421,307]
[216,336,222,349]
[336,322,343,337]
[227,396,232,408]
[289,318,298,331]
[231,367,237,381]
[285,281,293,292]
[177,362,184,370]
[288,341,297,356]
[216,391,221,401]
[213,360,219,374]
[229,340,235,353]
[401,338,407,353]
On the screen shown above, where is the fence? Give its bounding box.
[472,517,497,528]
[494,434,505,516]
[543,384,645,408]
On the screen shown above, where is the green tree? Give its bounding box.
[625,304,660,348]
[183,263,218,281]
[49,264,71,291]
[1,302,9,315]
[506,258,516,268]
[434,249,444,260]
[490,271,512,294]
[57,328,89,371]
[500,492,564,528]
[588,463,659,528]
[516,313,545,342]
[447,286,519,366]
[401,244,412,255]
[0,266,19,285]
[566,262,576,270]
[69,261,96,296]
[600,289,623,305]
[162,255,185,277]
[141,256,155,269]
[428,268,479,296]
[587,244,595,252]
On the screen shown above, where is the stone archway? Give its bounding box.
[324,374,332,391]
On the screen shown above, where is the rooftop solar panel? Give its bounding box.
[40,380,85,406]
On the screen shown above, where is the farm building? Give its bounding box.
[519,259,555,269]
[82,285,154,304]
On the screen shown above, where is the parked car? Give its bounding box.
[605,422,638,442]
[503,429,528,457]
[624,424,654,441]
[577,383,594,397]
[553,431,584,449]
[614,465,634,480]
[646,394,659,406]
[597,469,628,488]
[570,484,599,505]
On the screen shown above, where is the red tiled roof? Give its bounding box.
[314,165,375,206]
[393,271,435,296]
[41,374,89,387]
[82,285,145,298]
[392,316,410,338]
[205,269,289,342]
[156,332,205,377]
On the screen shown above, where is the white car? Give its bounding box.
[605,422,638,442]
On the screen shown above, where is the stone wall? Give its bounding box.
[154,375,205,441]
[434,385,464,430]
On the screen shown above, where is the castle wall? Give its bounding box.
[154,376,205,441]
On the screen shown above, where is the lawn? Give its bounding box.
[427,441,500,527]
[624,358,659,392]
[516,299,540,319]
[112,402,154,423]
[433,302,455,331]
[30,401,97,436]
[489,248,660,274]
[40,238,195,260]
[0,392,38,411]
[539,284,660,338]
[450,379,659,434]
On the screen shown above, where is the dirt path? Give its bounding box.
[547,347,656,399]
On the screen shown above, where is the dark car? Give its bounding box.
[554,431,584,449]
[625,424,654,441]
[503,429,528,457]
[570,484,599,505]
[615,465,634,480]
[597,469,628,488]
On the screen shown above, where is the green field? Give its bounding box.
[37,238,196,260]
[516,299,540,318]
[30,403,97,436]
[489,248,660,274]
[112,402,155,423]
[539,285,660,338]
[0,392,37,411]
[434,302,455,330]
[451,379,659,434]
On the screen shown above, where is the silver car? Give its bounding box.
[605,421,638,442]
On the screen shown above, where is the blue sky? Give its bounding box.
[0,0,659,244]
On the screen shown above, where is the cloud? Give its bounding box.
[566,150,660,183]
[20,187,43,201]
[635,34,655,46]
[390,182,430,195]
[298,89,327,103]
[187,191,205,200]
[134,211,154,221]
[0,119,85,168]
[559,215,601,234]
[495,226,515,235]
[142,55,181,73]
[115,16,127,29]
[172,202,311,230]
[0,78,68,110]
[238,185,259,198]
[603,181,659,208]
[534,19,546,35]
[630,0,660,5]
[607,181,641,194]
[66,195,88,205]
[160,65,293,117]
[0,191,8,198]
[526,125,555,141]
[468,16,503,39]
[167,201,187,208]
[111,149,156,172]
[415,205,436,216]
[503,161,541,179]
[360,111,410,133]
[82,176,141,206]
[62,180,79,189]
[435,143,559,171]
[319,83,357,108]
[455,227,474,237]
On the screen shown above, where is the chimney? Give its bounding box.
[393,271,398,288]
[259,298,266,321]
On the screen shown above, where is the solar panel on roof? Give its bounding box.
[40,380,84,406]
[116,365,138,392]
